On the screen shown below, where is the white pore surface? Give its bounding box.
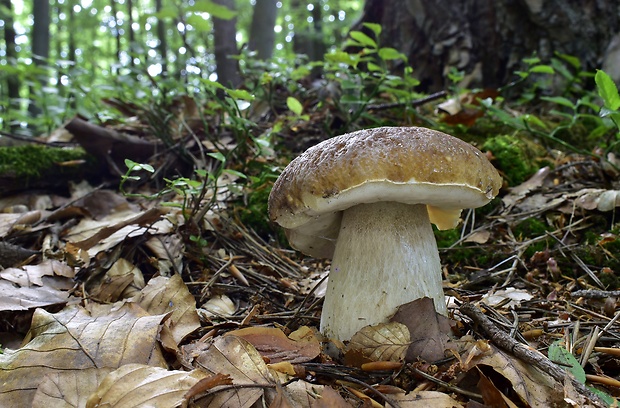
[320,201,447,341]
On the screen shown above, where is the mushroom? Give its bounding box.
[268,127,502,341]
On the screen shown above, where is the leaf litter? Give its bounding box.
[1,114,620,407]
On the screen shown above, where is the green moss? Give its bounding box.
[482,134,546,186]
[0,145,88,178]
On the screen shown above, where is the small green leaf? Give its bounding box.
[286,97,303,115]
[378,47,403,61]
[555,52,581,70]
[362,23,382,37]
[185,14,211,32]
[548,341,586,384]
[596,69,620,110]
[225,88,254,101]
[187,0,237,20]
[207,152,226,163]
[540,96,576,110]
[530,65,555,74]
[223,169,247,179]
[367,62,382,72]
[349,31,377,49]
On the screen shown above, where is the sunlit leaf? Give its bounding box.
[540,96,576,110]
[349,31,377,49]
[286,96,303,115]
[378,47,404,61]
[362,22,382,37]
[596,69,620,110]
[530,65,555,74]
[187,0,237,20]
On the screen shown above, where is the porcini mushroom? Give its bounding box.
[268,127,502,341]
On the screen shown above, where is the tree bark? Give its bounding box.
[28,0,50,119]
[212,0,240,88]
[292,0,325,62]
[155,0,168,74]
[248,0,278,60]
[352,0,620,92]
[1,0,19,123]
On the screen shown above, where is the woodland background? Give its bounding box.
[2,1,620,407]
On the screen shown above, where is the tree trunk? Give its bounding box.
[1,0,19,127]
[292,0,324,62]
[352,0,620,92]
[248,0,278,60]
[28,0,50,120]
[126,0,135,68]
[212,0,240,88]
[155,0,168,74]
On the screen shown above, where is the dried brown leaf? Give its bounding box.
[346,322,410,363]
[195,335,275,407]
[391,298,450,362]
[389,390,464,407]
[85,364,210,408]
[310,387,351,408]
[226,326,321,364]
[0,303,168,407]
[463,343,567,407]
[31,368,114,408]
[132,273,201,344]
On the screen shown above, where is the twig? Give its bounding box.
[366,90,447,112]
[460,302,607,407]
[409,366,483,400]
[571,290,620,299]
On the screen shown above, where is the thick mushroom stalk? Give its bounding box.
[320,201,447,341]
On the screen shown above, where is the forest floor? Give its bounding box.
[1,90,620,407]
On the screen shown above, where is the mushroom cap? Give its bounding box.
[268,126,502,258]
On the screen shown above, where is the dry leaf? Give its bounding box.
[226,326,321,364]
[389,390,464,407]
[195,335,275,407]
[0,303,168,407]
[31,368,114,408]
[132,273,201,344]
[391,297,450,362]
[86,364,210,408]
[346,322,410,363]
[462,343,567,407]
[310,386,350,408]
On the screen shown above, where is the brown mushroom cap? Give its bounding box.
[268,126,502,258]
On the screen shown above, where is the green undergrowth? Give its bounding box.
[0,144,90,179]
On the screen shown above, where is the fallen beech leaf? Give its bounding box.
[346,322,410,363]
[477,368,514,407]
[86,364,210,408]
[31,368,114,408]
[132,273,201,344]
[482,287,533,308]
[200,294,237,317]
[0,303,168,407]
[462,343,568,407]
[389,390,465,407]
[391,297,450,362]
[196,335,275,407]
[90,257,144,302]
[226,326,321,364]
[184,373,233,402]
[310,386,349,408]
[464,229,491,244]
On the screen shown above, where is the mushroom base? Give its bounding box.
[320,201,447,341]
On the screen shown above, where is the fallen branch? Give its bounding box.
[460,302,607,408]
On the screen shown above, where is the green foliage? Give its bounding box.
[482,135,545,186]
[0,145,88,178]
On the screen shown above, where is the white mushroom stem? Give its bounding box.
[320,201,447,341]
